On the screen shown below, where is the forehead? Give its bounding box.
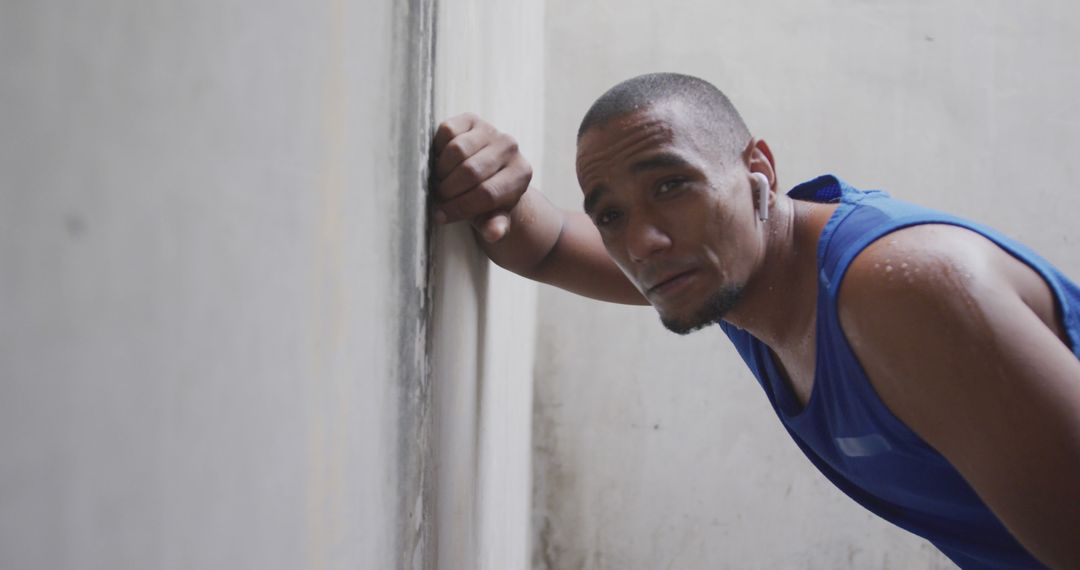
[576,102,706,188]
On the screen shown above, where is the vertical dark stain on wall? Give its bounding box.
[390,0,437,568]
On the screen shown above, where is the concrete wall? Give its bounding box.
[0,0,434,567]
[0,0,538,568]
[533,1,1080,568]
[429,1,543,569]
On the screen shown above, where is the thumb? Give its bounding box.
[474,211,511,243]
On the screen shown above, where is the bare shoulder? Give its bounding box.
[837,222,1067,352]
[836,224,1011,428]
[835,223,1080,567]
[840,223,1005,304]
[835,223,1042,422]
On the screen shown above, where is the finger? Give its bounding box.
[433,113,479,155]
[474,211,511,243]
[437,143,508,201]
[434,126,494,181]
[435,157,531,224]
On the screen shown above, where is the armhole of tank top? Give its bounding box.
[822,212,1080,447]
[818,210,951,450]
[829,216,1077,351]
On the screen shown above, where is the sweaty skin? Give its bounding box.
[839,224,1079,567]
[432,104,1080,568]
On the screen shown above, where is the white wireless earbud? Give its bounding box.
[750,172,770,221]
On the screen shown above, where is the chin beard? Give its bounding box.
[659,284,743,335]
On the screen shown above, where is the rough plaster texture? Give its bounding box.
[0,0,434,568]
[533,1,1080,568]
[428,1,544,569]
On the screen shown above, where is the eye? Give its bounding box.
[657,178,687,195]
[595,209,621,227]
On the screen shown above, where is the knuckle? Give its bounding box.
[460,161,481,181]
[436,131,457,150]
[433,127,450,147]
[494,132,514,152]
[510,158,533,191]
[460,161,484,184]
[480,180,500,199]
[473,184,498,209]
[443,140,466,163]
[501,133,519,153]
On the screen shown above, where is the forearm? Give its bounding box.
[477,187,647,305]
[477,186,565,277]
[432,113,645,305]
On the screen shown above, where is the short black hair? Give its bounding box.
[577,72,751,161]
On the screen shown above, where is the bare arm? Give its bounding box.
[432,113,645,305]
[839,225,1080,568]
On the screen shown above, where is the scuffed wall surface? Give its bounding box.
[533,1,1080,569]
[0,0,433,568]
[392,0,437,567]
[428,1,544,569]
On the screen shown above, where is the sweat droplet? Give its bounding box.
[885,265,894,272]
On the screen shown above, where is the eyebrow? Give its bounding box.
[629,152,692,174]
[583,185,608,215]
[583,152,692,214]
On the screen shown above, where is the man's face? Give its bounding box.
[576,102,762,334]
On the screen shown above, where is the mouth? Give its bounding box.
[646,269,699,299]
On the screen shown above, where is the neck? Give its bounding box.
[722,196,832,350]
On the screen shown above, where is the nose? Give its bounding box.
[626,217,672,263]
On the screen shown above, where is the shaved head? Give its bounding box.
[578,73,751,165]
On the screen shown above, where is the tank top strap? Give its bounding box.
[812,178,1080,352]
[818,185,966,304]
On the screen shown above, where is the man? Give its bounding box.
[430,73,1080,569]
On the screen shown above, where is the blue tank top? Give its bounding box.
[719,175,1080,569]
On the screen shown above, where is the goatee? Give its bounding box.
[660,285,743,335]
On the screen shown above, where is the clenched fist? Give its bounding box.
[432,113,533,243]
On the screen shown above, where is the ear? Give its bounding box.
[743,138,777,190]
[740,138,777,222]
